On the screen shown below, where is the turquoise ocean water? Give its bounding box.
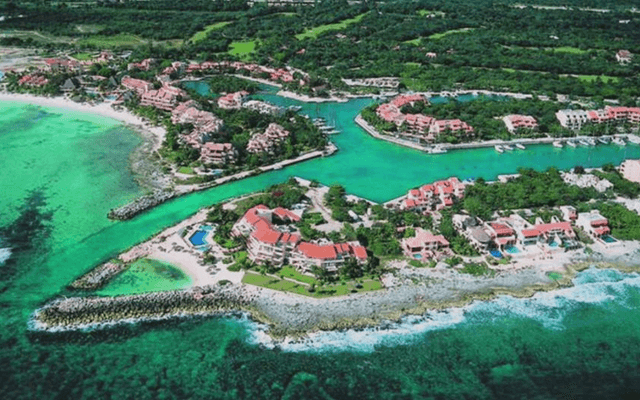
[3,93,640,399]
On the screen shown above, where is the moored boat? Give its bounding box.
[503,145,514,151]
[515,143,526,150]
[612,137,626,146]
[578,139,591,146]
[627,135,640,144]
[597,137,610,144]
[495,145,504,153]
[567,141,577,147]
[552,140,563,148]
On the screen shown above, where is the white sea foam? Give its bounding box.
[0,247,11,265]
[245,267,640,353]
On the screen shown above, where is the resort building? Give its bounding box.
[231,205,367,272]
[246,123,290,154]
[242,100,282,115]
[401,228,450,261]
[620,159,640,183]
[576,211,610,239]
[401,177,466,212]
[18,74,49,87]
[376,95,473,141]
[171,101,224,145]
[217,91,249,109]
[200,143,237,165]
[127,58,156,71]
[291,242,368,273]
[503,114,538,133]
[486,221,517,249]
[140,85,187,111]
[559,206,578,222]
[43,57,81,72]
[121,76,153,95]
[518,221,576,247]
[556,109,589,130]
[616,50,633,64]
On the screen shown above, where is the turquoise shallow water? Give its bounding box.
[3,95,640,399]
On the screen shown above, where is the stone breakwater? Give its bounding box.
[69,260,127,291]
[108,190,176,220]
[32,284,257,331]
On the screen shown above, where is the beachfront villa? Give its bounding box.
[503,114,538,133]
[400,177,466,212]
[620,159,640,183]
[18,74,49,87]
[576,211,612,240]
[401,228,450,261]
[231,205,367,272]
[247,123,290,154]
[140,85,187,111]
[121,76,153,95]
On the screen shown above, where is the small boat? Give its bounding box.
[552,141,563,148]
[586,138,596,146]
[578,139,591,146]
[494,145,505,153]
[567,141,577,147]
[325,129,340,135]
[503,145,514,151]
[597,137,610,144]
[430,147,448,154]
[627,135,640,144]
[612,137,626,146]
[515,143,526,150]
[288,105,302,112]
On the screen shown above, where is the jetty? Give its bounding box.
[108,190,176,220]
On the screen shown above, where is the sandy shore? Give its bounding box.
[0,92,166,152]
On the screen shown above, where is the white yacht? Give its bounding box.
[494,145,505,153]
[578,139,591,146]
[503,144,514,151]
[567,141,577,147]
[597,137,610,144]
[612,137,627,146]
[515,143,526,150]
[586,138,596,146]
[552,141,563,148]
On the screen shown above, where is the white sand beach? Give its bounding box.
[0,92,166,151]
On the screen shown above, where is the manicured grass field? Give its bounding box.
[77,34,146,48]
[575,74,620,83]
[242,271,382,298]
[177,166,195,175]
[404,38,422,45]
[228,41,257,58]
[428,28,475,40]
[278,265,319,285]
[295,13,367,40]
[71,52,93,61]
[190,21,232,43]
[551,46,588,54]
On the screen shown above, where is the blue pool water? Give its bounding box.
[189,230,208,246]
[549,241,560,248]
[413,254,422,259]
[490,250,503,258]
[505,245,520,254]
[602,235,618,243]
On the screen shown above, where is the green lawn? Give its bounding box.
[574,74,620,83]
[77,34,146,48]
[404,37,422,45]
[278,265,319,285]
[71,52,93,61]
[243,271,382,298]
[295,13,367,40]
[550,46,588,54]
[228,40,257,58]
[190,21,232,43]
[177,166,195,175]
[428,28,475,40]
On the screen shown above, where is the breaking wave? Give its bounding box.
[244,267,640,353]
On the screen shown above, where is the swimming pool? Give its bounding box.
[189,230,208,246]
[548,241,560,248]
[490,250,503,258]
[602,235,618,243]
[413,254,422,259]
[505,245,520,254]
